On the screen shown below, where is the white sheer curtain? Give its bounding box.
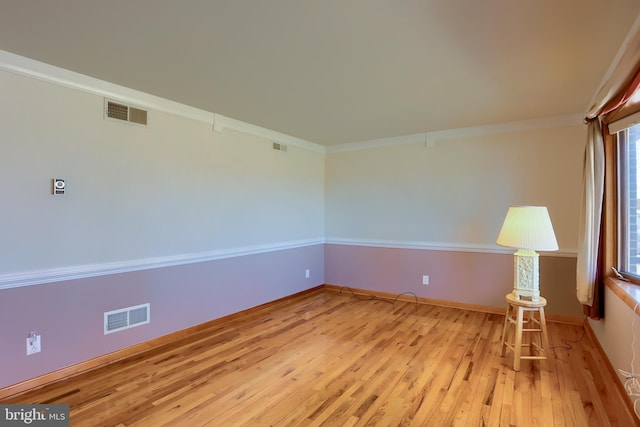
[576,119,604,305]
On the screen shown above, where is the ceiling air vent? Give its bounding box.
[105,99,148,125]
[104,303,150,334]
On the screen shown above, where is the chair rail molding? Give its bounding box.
[325,237,577,257]
[0,238,325,290]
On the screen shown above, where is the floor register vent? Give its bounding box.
[105,99,148,125]
[104,303,150,334]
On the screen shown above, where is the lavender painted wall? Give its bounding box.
[0,245,324,389]
[324,244,581,318]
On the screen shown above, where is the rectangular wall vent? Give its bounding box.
[105,99,148,125]
[272,142,287,152]
[104,303,150,334]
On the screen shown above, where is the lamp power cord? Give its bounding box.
[337,286,418,308]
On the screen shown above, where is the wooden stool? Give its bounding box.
[500,293,551,371]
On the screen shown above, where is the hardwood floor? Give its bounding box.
[2,289,637,426]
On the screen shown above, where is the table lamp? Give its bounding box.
[496,206,559,301]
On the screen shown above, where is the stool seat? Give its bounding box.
[505,293,547,308]
[500,293,552,371]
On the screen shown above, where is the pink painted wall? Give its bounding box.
[0,245,324,389]
[1,244,582,391]
[324,244,581,318]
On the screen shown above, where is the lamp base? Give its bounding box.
[512,249,540,302]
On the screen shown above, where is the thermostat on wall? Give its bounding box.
[52,178,66,195]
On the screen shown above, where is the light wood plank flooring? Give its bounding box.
[2,289,637,426]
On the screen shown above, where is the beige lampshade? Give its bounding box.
[496,206,559,251]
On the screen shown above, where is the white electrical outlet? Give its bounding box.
[305,269,310,279]
[422,275,430,285]
[26,333,41,355]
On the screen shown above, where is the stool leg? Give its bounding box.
[521,310,529,352]
[538,306,553,371]
[501,303,511,357]
[513,306,524,371]
[525,310,535,352]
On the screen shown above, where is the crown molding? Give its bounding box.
[0,49,213,124]
[0,49,583,156]
[0,239,325,290]
[585,13,640,118]
[0,49,326,153]
[326,133,427,153]
[327,113,584,153]
[325,237,577,257]
[212,114,326,153]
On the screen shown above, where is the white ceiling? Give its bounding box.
[0,1,638,146]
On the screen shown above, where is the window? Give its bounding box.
[618,123,640,278]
